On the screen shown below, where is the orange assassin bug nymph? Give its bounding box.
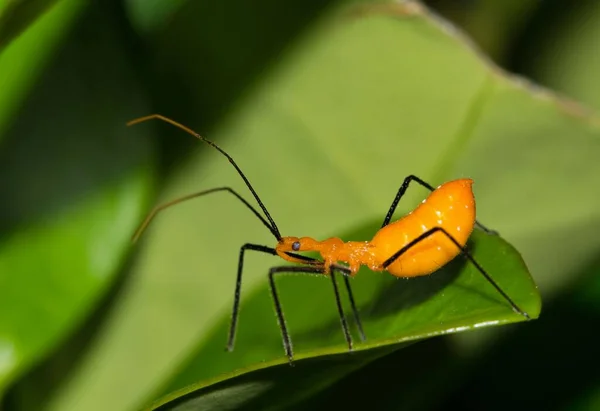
[128,114,530,365]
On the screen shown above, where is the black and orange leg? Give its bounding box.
[380,174,498,234]
[381,227,529,319]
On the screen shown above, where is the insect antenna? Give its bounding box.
[131,187,278,244]
[127,114,282,241]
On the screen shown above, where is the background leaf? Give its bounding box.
[0,0,84,142]
[0,0,61,49]
[2,1,600,410]
[0,0,155,402]
[524,0,600,111]
[39,3,598,410]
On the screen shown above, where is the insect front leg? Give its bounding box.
[227,244,278,352]
[268,265,326,364]
[229,245,332,358]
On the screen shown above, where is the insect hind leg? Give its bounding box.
[382,227,529,319]
[380,175,499,235]
[380,175,431,228]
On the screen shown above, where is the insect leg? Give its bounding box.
[380,175,497,234]
[382,227,530,319]
[332,264,367,342]
[128,114,283,239]
[227,244,278,352]
[228,245,323,353]
[329,269,354,352]
[269,264,356,365]
[380,175,431,228]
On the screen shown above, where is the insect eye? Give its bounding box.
[292,241,301,251]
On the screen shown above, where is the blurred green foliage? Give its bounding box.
[0,0,599,410]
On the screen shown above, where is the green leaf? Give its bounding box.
[43,2,599,411]
[0,0,84,142]
[149,344,400,411]
[147,228,538,410]
[0,2,155,398]
[387,258,600,411]
[123,0,186,35]
[428,0,541,62]
[0,0,62,49]
[528,1,600,111]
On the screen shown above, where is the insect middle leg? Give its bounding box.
[381,227,529,319]
[339,269,366,342]
[268,264,358,364]
[228,244,365,358]
[380,174,497,234]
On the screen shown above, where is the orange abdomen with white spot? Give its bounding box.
[370,179,476,277]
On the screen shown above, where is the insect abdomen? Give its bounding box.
[370,179,476,277]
